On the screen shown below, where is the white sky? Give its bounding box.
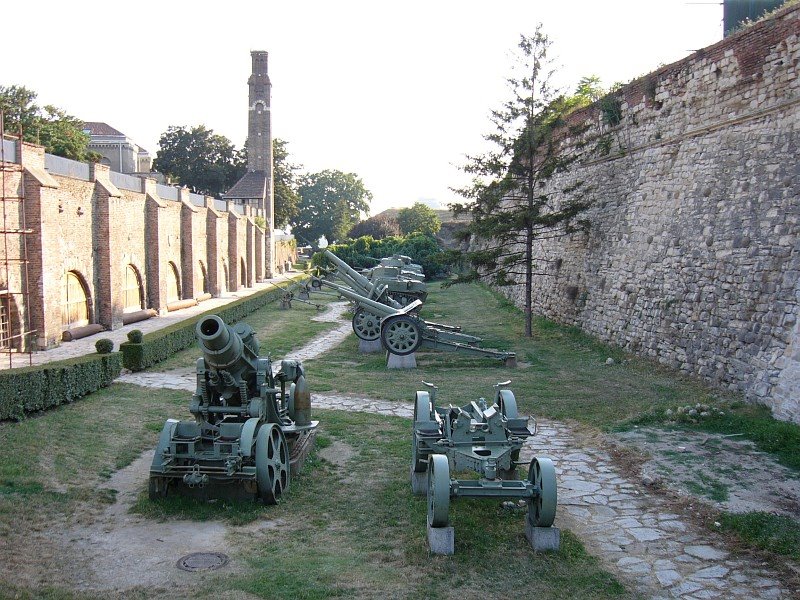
[2,0,723,215]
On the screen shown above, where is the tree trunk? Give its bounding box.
[525,222,533,337]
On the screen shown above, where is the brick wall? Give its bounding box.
[486,4,800,422]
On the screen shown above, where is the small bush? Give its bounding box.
[95,338,114,354]
[127,329,143,344]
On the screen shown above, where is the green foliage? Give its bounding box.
[718,511,800,558]
[599,95,623,126]
[292,170,372,246]
[153,125,246,197]
[94,338,114,354]
[347,213,401,239]
[126,329,143,344]
[396,202,441,236]
[253,215,267,229]
[0,84,98,161]
[273,138,302,228]
[120,284,291,371]
[0,354,121,420]
[311,232,446,278]
[450,27,593,336]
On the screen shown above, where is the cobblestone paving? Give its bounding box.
[116,305,789,599]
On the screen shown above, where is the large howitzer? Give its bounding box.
[314,277,515,364]
[149,315,318,503]
[323,249,427,306]
[411,382,557,552]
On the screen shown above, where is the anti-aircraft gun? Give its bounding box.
[149,315,318,503]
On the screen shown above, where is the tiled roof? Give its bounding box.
[223,171,267,199]
[82,122,126,137]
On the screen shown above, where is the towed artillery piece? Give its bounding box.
[322,249,427,307]
[313,277,516,364]
[149,315,318,503]
[411,381,558,552]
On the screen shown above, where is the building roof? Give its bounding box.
[82,122,126,137]
[223,170,267,200]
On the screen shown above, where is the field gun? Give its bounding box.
[322,249,427,307]
[312,277,515,364]
[411,381,557,552]
[149,315,318,503]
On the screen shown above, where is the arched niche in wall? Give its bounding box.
[240,257,247,287]
[0,294,20,350]
[61,271,91,330]
[123,264,145,312]
[198,261,209,295]
[166,262,181,303]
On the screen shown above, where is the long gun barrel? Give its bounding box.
[323,249,374,291]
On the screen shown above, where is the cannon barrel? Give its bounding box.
[314,278,403,318]
[196,315,258,371]
[323,250,373,291]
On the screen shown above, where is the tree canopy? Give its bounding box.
[0,84,99,162]
[397,202,441,236]
[153,125,246,197]
[272,138,301,228]
[450,27,593,336]
[292,170,372,246]
[348,213,401,240]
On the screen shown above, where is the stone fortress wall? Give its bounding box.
[1,141,295,350]
[494,4,800,422]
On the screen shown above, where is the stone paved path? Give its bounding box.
[0,273,305,370]
[116,303,789,599]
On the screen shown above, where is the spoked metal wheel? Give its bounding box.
[412,391,435,472]
[352,308,381,341]
[381,315,423,356]
[527,457,557,527]
[255,424,290,505]
[427,454,451,527]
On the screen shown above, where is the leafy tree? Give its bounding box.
[292,170,372,246]
[153,125,246,197]
[273,138,301,228]
[348,213,401,239]
[397,202,441,236]
[0,84,99,161]
[450,27,593,336]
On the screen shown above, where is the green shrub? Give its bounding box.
[127,329,143,344]
[95,338,114,354]
[0,353,122,420]
[121,283,291,371]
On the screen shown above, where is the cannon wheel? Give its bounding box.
[352,308,381,341]
[427,454,450,527]
[148,476,169,500]
[528,457,557,527]
[255,424,290,505]
[497,389,520,462]
[412,391,434,472]
[381,315,423,356]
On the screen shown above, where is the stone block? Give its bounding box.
[387,352,417,369]
[427,523,454,555]
[410,466,427,495]
[525,521,561,552]
[358,338,383,353]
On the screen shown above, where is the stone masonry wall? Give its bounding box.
[493,5,800,422]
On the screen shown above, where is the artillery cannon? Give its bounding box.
[323,249,427,307]
[149,315,318,503]
[313,277,515,364]
[411,381,557,552]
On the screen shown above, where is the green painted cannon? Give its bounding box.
[323,249,427,307]
[313,277,515,364]
[149,315,318,503]
[411,381,557,546]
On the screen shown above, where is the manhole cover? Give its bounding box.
[176,552,229,572]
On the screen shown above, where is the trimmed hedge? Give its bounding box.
[0,353,122,421]
[121,282,298,372]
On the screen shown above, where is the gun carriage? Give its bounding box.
[149,315,318,503]
[411,382,557,547]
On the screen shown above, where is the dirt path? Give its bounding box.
[21,301,791,598]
